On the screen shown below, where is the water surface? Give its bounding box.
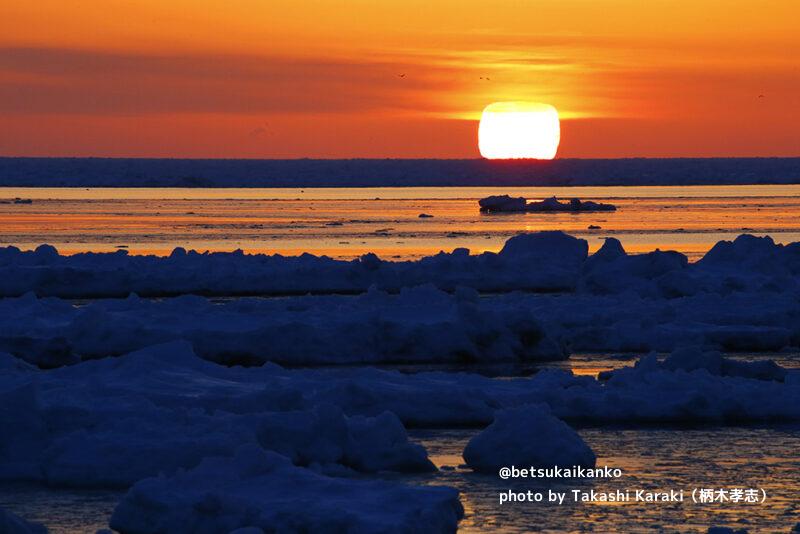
[5,426,797,533]
[3,185,800,260]
[413,426,800,533]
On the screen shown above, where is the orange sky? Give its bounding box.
[1,0,798,158]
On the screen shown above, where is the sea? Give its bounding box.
[1,181,799,532]
[3,185,800,261]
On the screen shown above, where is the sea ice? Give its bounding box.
[0,507,47,534]
[2,157,800,187]
[660,347,788,382]
[463,405,596,473]
[0,287,567,367]
[1,231,799,300]
[0,343,437,488]
[0,340,799,501]
[479,195,616,213]
[254,404,435,473]
[109,445,463,534]
[5,272,800,369]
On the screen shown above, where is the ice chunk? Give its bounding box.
[479,195,616,213]
[589,237,626,262]
[0,507,47,534]
[500,231,588,263]
[0,288,567,368]
[463,405,595,473]
[2,337,800,501]
[580,244,689,297]
[0,384,49,481]
[256,405,435,473]
[699,234,782,271]
[1,231,798,299]
[662,347,788,382]
[22,343,435,488]
[109,445,463,534]
[41,409,259,488]
[346,410,435,472]
[0,352,37,373]
[479,195,529,212]
[39,406,434,489]
[588,353,800,423]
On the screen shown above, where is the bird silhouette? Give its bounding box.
[398,74,406,78]
[758,94,765,98]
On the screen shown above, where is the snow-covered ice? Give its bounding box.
[478,195,528,212]
[2,157,800,187]
[254,405,435,474]
[0,336,798,530]
[109,444,463,534]
[0,507,47,534]
[0,286,565,367]
[658,346,788,382]
[463,405,595,473]
[2,230,800,531]
[479,195,616,213]
[1,340,798,492]
[0,231,596,297]
[0,343,441,488]
[4,239,800,367]
[2,231,800,301]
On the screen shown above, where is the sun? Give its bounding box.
[478,102,560,160]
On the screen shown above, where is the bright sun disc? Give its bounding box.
[478,102,560,159]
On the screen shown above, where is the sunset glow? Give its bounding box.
[1,1,799,157]
[478,102,560,159]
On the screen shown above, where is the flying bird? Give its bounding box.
[397,74,406,78]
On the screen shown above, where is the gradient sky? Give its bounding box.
[1,0,798,158]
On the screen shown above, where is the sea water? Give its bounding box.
[3,185,800,260]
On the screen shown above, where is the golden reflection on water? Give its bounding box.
[416,427,800,533]
[3,185,800,259]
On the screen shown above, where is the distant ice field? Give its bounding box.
[2,157,800,188]
[3,184,800,260]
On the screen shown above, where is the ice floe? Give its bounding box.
[3,230,800,532]
[1,342,798,490]
[0,286,565,368]
[479,195,615,213]
[2,260,800,369]
[0,338,798,530]
[1,231,799,300]
[3,157,799,187]
[109,444,463,534]
[0,507,47,534]
[0,343,439,487]
[463,405,595,473]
